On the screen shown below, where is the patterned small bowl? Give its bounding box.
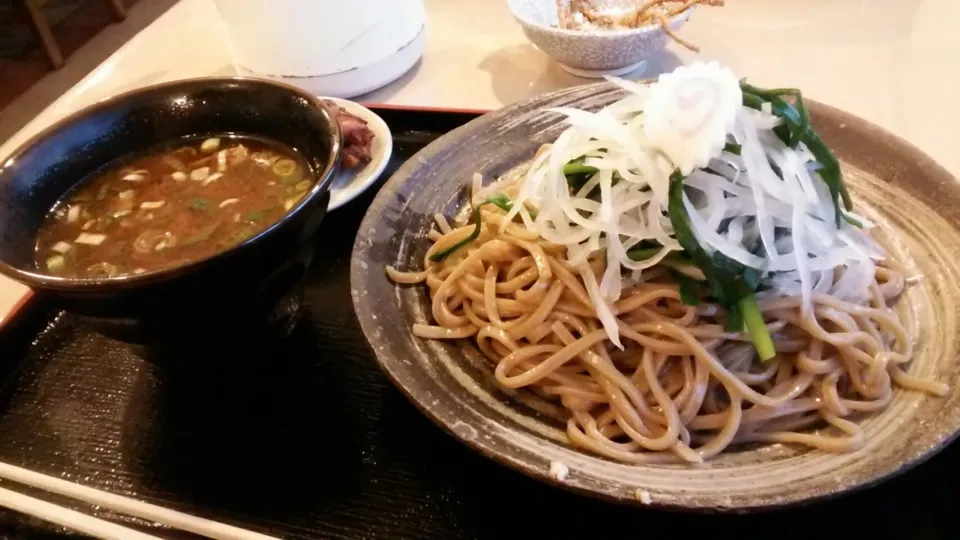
[506,0,693,78]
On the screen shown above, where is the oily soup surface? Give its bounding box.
[35,135,313,278]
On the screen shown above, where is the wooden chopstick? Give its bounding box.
[0,461,280,540]
[0,485,163,540]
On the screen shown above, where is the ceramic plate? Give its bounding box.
[325,98,393,211]
[350,82,960,511]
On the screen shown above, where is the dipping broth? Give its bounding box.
[35,135,314,278]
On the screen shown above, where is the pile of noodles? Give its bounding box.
[387,178,948,464]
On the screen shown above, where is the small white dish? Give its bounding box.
[324,98,393,211]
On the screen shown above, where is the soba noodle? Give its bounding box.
[387,64,949,463]
[387,183,948,464]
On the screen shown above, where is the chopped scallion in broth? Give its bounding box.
[34,135,312,278]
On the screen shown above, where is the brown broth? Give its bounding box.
[35,135,313,278]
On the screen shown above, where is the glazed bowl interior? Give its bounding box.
[0,77,341,290]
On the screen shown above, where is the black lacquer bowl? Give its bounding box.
[0,77,341,350]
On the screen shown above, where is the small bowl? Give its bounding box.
[0,77,341,350]
[507,0,693,78]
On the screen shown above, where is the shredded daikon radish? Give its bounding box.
[494,61,878,346]
[643,62,742,175]
[579,263,622,348]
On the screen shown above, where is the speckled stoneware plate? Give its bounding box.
[350,82,960,511]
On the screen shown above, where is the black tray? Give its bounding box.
[0,107,958,540]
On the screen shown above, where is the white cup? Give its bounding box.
[215,0,426,98]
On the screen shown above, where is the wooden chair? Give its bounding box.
[14,0,127,70]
